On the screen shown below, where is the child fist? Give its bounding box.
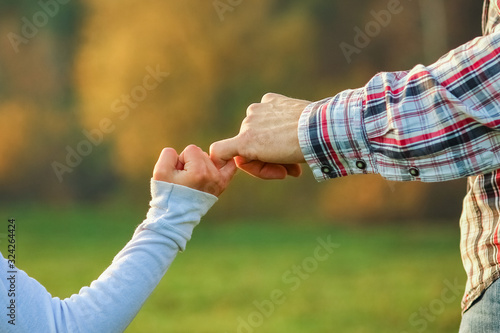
[153,145,236,197]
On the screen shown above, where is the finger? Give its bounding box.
[284,163,302,177]
[219,158,237,182]
[175,150,185,170]
[261,92,311,105]
[210,137,240,169]
[234,157,288,180]
[180,145,207,170]
[261,92,287,103]
[153,148,179,181]
[235,157,301,179]
[176,159,184,170]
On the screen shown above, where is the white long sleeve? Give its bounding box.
[0,180,217,333]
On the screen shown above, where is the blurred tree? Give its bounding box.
[0,1,86,202]
[420,0,448,63]
[0,0,485,222]
[73,0,321,215]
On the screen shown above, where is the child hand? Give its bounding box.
[152,145,236,197]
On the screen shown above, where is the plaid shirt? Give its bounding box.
[298,0,500,312]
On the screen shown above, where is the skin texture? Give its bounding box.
[210,93,311,180]
[153,145,236,197]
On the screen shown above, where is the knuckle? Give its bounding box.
[186,144,199,152]
[246,103,261,116]
[261,92,277,103]
[240,117,251,131]
[161,147,176,155]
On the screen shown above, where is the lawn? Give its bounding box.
[3,204,465,332]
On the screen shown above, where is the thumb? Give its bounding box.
[210,136,240,169]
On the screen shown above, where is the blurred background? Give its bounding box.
[0,0,486,332]
[0,0,482,222]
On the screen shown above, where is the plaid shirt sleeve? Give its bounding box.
[299,28,500,183]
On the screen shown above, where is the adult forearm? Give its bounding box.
[300,29,500,182]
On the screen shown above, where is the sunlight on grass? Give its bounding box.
[8,205,464,333]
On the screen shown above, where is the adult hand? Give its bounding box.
[153,145,236,197]
[210,93,310,180]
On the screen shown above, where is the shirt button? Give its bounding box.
[321,166,332,174]
[409,167,420,177]
[355,160,367,170]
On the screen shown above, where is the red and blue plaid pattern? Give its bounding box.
[298,0,500,312]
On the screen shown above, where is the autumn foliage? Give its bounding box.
[0,0,482,222]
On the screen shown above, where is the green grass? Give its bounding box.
[2,205,465,332]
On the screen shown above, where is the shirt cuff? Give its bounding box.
[298,88,376,181]
[140,180,218,251]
